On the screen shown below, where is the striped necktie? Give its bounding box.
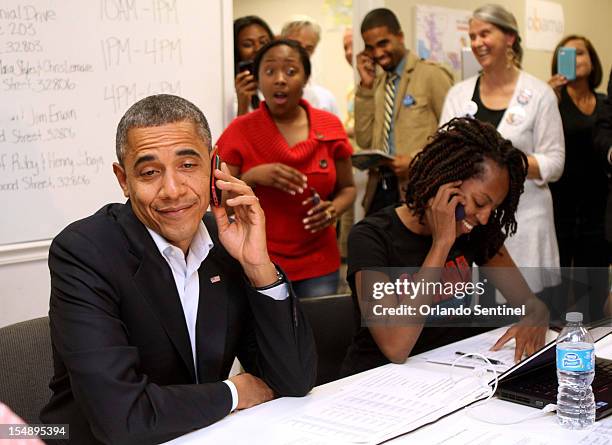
[382,72,398,153]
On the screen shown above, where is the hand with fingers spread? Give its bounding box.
[235,71,258,116]
[491,298,550,362]
[302,197,337,233]
[424,180,464,248]
[356,51,376,89]
[241,163,308,195]
[212,162,279,287]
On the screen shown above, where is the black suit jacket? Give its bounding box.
[40,202,317,444]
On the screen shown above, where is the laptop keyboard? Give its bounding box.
[596,359,612,386]
[512,358,612,399]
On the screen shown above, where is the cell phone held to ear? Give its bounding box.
[210,150,222,207]
[455,203,465,221]
[449,193,465,221]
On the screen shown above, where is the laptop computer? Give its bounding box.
[495,324,612,420]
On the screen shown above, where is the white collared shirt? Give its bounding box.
[147,222,288,412]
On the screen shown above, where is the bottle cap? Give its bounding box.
[565,312,583,322]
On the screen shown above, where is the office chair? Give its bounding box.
[0,316,53,424]
[299,293,355,386]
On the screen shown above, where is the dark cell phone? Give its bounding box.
[455,203,465,221]
[557,47,576,81]
[238,60,255,74]
[210,152,222,207]
[309,187,320,206]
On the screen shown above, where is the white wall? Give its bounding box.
[0,0,234,329]
[0,253,50,327]
[0,230,50,325]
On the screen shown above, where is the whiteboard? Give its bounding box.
[0,0,228,246]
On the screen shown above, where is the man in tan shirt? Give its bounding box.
[355,8,453,215]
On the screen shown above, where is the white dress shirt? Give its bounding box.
[303,81,341,117]
[147,221,288,412]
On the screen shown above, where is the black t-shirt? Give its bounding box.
[472,76,506,128]
[340,205,490,377]
[549,87,607,226]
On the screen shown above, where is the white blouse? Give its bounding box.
[441,71,565,293]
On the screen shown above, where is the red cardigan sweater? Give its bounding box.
[217,100,353,281]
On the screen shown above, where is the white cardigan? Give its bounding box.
[440,71,565,292]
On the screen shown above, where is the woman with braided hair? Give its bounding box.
[341,117,549,377]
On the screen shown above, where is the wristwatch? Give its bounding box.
[254,266,284,291]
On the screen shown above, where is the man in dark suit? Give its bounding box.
[40,94,317,444]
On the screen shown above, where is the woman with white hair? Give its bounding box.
[281,16,340,116]
[440,4,565,298]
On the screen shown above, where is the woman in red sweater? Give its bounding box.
[217,39,356,298]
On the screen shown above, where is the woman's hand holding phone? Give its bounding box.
[235,70,258,115]
[547,74,568,101]
[302,189,337,233]
[425,181,464,248]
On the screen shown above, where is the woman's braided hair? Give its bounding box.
[404,117,528,263]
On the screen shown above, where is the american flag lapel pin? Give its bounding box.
[210,275,221,283]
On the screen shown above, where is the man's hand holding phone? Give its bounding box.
[356,51,376,89]
[211,161,278,288]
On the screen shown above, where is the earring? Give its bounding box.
[505,47,515,69]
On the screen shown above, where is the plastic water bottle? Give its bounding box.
[556,312,596,429]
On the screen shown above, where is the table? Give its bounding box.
[164,329,612,444]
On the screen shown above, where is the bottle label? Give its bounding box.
[556,347,595,372]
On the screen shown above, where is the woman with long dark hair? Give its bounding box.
[232,15,274,117]
[548,35,607,321]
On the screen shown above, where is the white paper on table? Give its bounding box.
[406,419,558,445]
[423,327,558,372]
[404,401,612,445]
[424,330,515,372]
[411,428,550,445]
[577,416,612,445]
[272,366,488,445]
